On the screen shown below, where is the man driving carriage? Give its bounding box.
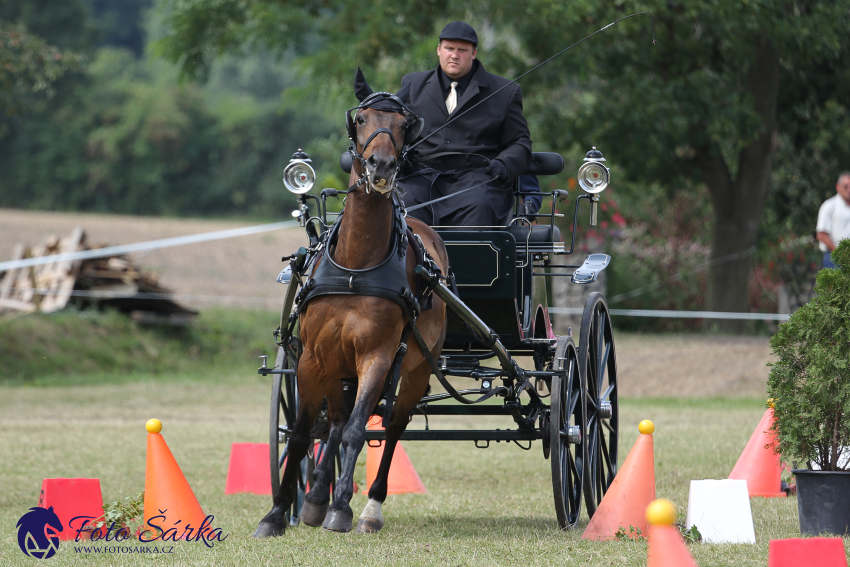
[396,21,539,227]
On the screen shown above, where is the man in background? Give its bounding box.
[816,171,850,268]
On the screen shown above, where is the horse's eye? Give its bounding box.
[356,115,365,126]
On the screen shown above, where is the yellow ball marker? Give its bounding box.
[638,419,655,435]
[146,418,162,434]
[646,498,677,525]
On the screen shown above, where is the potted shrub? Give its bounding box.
[767,239,850,536]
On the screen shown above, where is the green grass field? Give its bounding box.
[2,377,843,566]
[1,310,847,565]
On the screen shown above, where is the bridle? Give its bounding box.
[346,92,424,195]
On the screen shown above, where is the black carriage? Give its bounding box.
[260,147,619,530]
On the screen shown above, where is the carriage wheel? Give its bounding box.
[549,335,587,529]
[269,345,315,527]
[578,292,619,518]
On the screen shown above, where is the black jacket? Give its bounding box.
[398,61,532,179]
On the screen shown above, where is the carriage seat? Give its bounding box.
[508,224,561,245]
[523,151,564,176]
[339,150,563,245]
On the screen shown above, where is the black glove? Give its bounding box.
[520,199,538,222]
[484,159,508,181]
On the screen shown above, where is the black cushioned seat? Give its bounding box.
[525,152,564,176]
[508,224,561,244]
[340,151,353,174]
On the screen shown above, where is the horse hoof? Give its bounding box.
[300,500,329,527]
[252,521,285,538]
[355,517,383,534]
[322,508,354,533]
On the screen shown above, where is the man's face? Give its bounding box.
[437,40,477,80]
[838,175,850,206]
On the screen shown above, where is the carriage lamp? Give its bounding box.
[577,147,609,227]
[283,149,316,195]
[577,147,609,194]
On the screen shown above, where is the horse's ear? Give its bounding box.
[354,67,373,102]
[395,83,410,103]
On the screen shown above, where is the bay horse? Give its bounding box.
[253,88,449,536]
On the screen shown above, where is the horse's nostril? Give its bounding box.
[367,155,377,166]
[388,158,397,169]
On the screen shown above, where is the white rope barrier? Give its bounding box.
[0,220,300,273]
[548,307,790,321]
[0,221,793,320]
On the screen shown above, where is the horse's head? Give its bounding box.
[347,72,423,195]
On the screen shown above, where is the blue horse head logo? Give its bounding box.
[16,506,63,559]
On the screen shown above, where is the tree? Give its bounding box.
[157,1,850,329]
[518,2,849,330]
[0,20,83,135]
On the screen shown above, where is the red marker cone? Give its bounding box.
[361,416,426,495]
[38,478,104,540]
[768,537,848,567]
[647,499,700,567]
[728,408,785,497]
[143,419,208,539]
[225,443,271,495]
[581,420,656,540]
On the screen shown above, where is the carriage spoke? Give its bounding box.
[598,342,611,388]
[596,317,605,370]
[599,434,613,486]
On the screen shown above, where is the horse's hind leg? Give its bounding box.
[301,394,348,527]
[253,386,324,538]
[356,363,432,534]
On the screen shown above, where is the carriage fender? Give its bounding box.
[570,254,611,285]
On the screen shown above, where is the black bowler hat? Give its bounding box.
[439,21,478,47]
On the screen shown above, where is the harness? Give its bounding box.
[299,196,422,320]
[345,91,424,193]
[290,193,443,426]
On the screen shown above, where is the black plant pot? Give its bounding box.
[792,469,850,536]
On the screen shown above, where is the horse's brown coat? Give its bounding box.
[255,106,448,536]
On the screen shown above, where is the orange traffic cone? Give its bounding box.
[728,408,785,497]
[581,420,656,540]
[143,419,209,539]
[361,416,426,495]
[647,499,700,567]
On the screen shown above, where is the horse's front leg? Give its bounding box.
[322,358,391,533]
[300,392,348,527]
[253,368,324,538]
[356,362,432,533]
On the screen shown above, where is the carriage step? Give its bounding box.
[364,429,542,442]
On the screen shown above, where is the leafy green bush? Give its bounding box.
[767,239,850,471]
